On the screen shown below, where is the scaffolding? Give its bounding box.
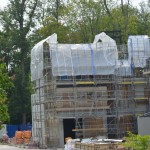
[31,33,150,148]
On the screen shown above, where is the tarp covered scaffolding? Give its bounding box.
[31,33,150,79]
[31,32,118,80]
[31,32,150,148]
[51,33,118,76]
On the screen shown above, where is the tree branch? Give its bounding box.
[25,0,38,34]
[103,0,113,19]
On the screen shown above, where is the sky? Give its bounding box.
[0,0,148,9]
[0,0,9,9]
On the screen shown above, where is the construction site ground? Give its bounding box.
[0,144,63,150]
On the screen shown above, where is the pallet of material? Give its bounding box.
[75,142,120,150]
[80,143,95,150]
[75,142,81,149]
[95,143,116,150]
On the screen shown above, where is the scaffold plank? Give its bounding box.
[76,81,94,85]
[119,81,147,84]
[134,97,148,100]
[143,71,150,75]
[72,128,105,131]
[56,106,110,111]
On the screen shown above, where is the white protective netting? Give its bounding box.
[30,33,150,80]
[128,35,150,68]
[115,60,132,76]
[31,34,57,81]
[115,35,150,77]
[51,32,118,76]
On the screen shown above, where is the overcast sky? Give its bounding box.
[0,0,148,9]
[0,0,9,9]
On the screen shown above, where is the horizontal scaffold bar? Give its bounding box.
[143,71,150,75]
[56,106,110,111]
[134,97,148,100]
[136,114,143,116]
[72,128,106,132]
[76,81,94,85]
[119,81,147,84]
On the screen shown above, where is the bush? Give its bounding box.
[123,132,150,150]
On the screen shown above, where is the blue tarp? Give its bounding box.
[7,125,18,138]
[7,124,32,138]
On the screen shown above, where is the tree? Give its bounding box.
[32,0,149,45]
[138,1,150,35]
[0,62,13,129]
[32,0,71,43]
[102,0,140,42]
[0,0,39,124]
[67,0,106,43]
[37,17,69,43]
[106,5,139,42]
[36,0,66,26]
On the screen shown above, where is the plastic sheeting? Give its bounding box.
[115,60,132,76]
[31,34,57,81]
[116,35,150,77]
[30,32,150,81]
[51,32,118,76]
[128,35,150,68]
[51,44,118,76]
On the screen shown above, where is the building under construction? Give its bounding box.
[30,32,150,148]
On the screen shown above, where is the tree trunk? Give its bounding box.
[22,113,26,124]
[21,50,26,124]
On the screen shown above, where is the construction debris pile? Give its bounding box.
[65,137,125,150]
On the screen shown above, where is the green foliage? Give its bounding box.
[123,132,150,150]
[68,0,105,43]
[138,2,150,35]
[33,0,71,43]
[30,0,150,44]
[0,63,13,128]
[104,5,139,42]
[36,16,69,43]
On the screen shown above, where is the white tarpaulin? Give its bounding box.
[51,32,118,76]
[31,34,57,81]
[30,32,150,81]
[128,35,150,68]
[115,60,132,76]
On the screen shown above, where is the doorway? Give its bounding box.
[63,119,75,143]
